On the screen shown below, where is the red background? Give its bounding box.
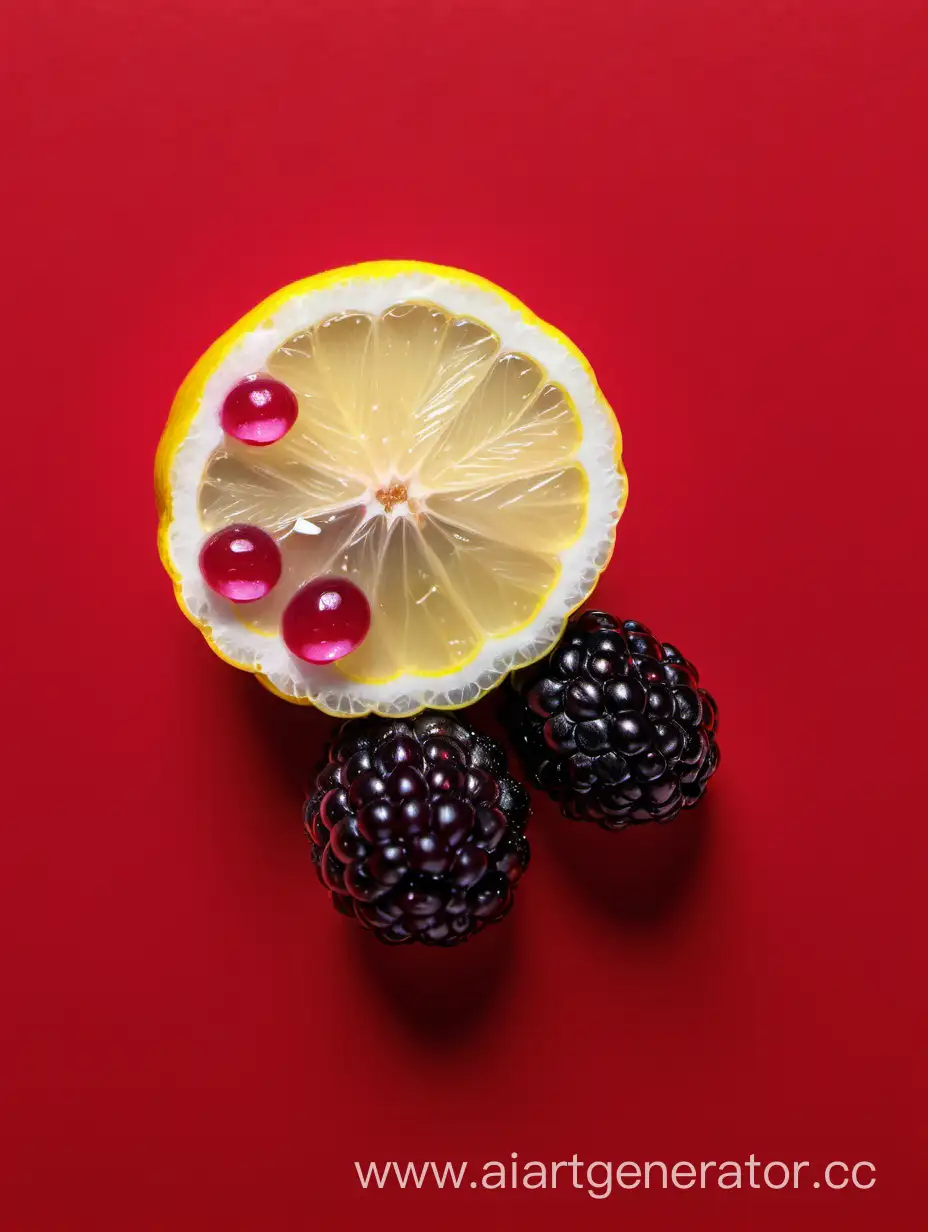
[2,2,926,1228]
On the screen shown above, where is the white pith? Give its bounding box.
[165,270,624,715]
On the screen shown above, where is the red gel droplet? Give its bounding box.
[282,578,371,664]
[220,375,298,445]
[199,524,282,602]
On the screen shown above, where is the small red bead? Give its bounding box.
[282,578,371,664]
[199,524,282,602]
[220,375,298,445]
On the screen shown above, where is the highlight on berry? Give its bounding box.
[304,712,531,946]
[503,610,719,829]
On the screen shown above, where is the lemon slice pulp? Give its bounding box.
[157,262,627,715]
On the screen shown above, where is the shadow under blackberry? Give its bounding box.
[346,906,518,1046]
[534,791,714,928]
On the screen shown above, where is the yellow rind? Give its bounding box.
[155,259,629,714]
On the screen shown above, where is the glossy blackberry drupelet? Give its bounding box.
[305,712,531,945]
[504,611,719,829]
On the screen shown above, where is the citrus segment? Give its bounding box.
[395,316,499,477]
[420,380,581,490]
[426,465,588,552]
[264,332,373,482]
[418,516,560,637]
[198,442,365,533]
[360,303,451,476]
[338,517,482,683]
[298,515,393,681]
[417,352,545,484]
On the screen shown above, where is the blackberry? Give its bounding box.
[504,611,719,829]
[304,711,530,945]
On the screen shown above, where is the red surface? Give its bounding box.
[2,2,926,1229]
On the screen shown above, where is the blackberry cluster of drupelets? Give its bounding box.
[503,611,719,830]
[305,612,719,944]
[305,713,530,946]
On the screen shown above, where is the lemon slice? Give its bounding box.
[156,261,627,716]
